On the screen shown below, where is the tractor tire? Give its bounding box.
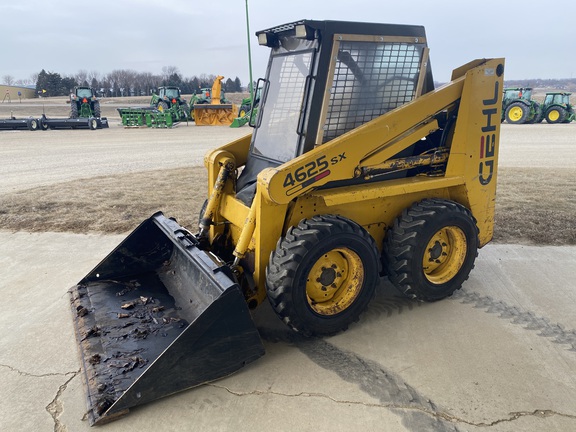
[93,101,101,118]
[181,102,190,120]
[239,104,251,118]
[383,199,479,302]
[545,106,567,124]
[505,102,529,124]
[266,215,380,337]
[70,103,79,119]
[27,118,39,131]
[158,101,169,112]
[529,104,542,123]
[533,105,544,123]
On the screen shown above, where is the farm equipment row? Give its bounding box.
[117,78,238,128]
[502,87,575,124]
[0,114,108,131]
[1,86,109,131]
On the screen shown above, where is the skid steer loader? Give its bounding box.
[69,19,504,425]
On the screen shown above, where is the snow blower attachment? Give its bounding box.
[69,213,264,425]
[193,76,236,126]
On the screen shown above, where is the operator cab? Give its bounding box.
[237,20,435,204]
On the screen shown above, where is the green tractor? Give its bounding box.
[151,86,190,121]
[189,87,231,120]
[538,92,575,123]
[70,86,101,119]
[230,88,261,128]
[502,87,540,124]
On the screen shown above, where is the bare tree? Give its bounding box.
[2,75,15,86]
[162,66,180,82]
[88,70,100,83]
[75,70,89,86]
[29,72,39,86]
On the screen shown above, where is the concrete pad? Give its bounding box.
[1,232,575,431]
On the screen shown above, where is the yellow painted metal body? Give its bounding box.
[194,75,237,126]
[204,58,504,307]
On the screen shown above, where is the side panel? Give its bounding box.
[445,58,504,246]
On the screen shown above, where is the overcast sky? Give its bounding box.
[2,0,575,86]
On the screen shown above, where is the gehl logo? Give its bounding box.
[479,80,499,185]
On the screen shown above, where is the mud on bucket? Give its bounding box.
[69,212,264,425]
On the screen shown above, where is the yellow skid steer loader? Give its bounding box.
[69,19,504,425]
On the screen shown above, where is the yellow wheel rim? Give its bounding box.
[239,109,247,117]
[548,109,560,122]
[422,226,467,284]
[508,106,524,122]
[306,247,364,316]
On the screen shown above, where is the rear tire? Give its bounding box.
[93,101,101,118]
[239,104,250,118]
[505,102,529,124]
[545,106,566,124]
[70,103,79,119]
[383,199,479,302]
[266,215,379,337]
[158,101,169,112]
[181,102,190,120]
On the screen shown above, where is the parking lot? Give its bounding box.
[1,122,575,431]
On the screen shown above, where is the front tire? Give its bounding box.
[266,215,380,337]
[383,199,479,302]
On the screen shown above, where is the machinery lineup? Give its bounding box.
[502,87,575,124]
[2,81,571,132]
[58,19,509,425]
[0,77,252,130]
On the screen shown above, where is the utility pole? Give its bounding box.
[245,0,254,100]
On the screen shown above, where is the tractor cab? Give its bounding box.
[159,86,181,100]
[74,87,95,100]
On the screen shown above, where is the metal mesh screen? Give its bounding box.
[322,41,424,143]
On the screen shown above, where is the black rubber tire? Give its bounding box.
[158,101,169,111]
[93,101,101,118]
[88,118,98,130]
[505,102,529,124]
[27,118,39,131]
[534,107,544,123]
[180,102,190,120]
[266,215,380,337]
[70,103,79,119]
[239,104,251,118]
[383,199,479,302]
[40,118,49,131]
[545,106,567,124]
[530,104,542,123]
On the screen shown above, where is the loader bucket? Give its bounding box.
[69,213,264,425]
[229,115,249,128]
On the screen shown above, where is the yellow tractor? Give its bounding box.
[69,19,504,425]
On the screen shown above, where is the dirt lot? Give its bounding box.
[1,98,576,245]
